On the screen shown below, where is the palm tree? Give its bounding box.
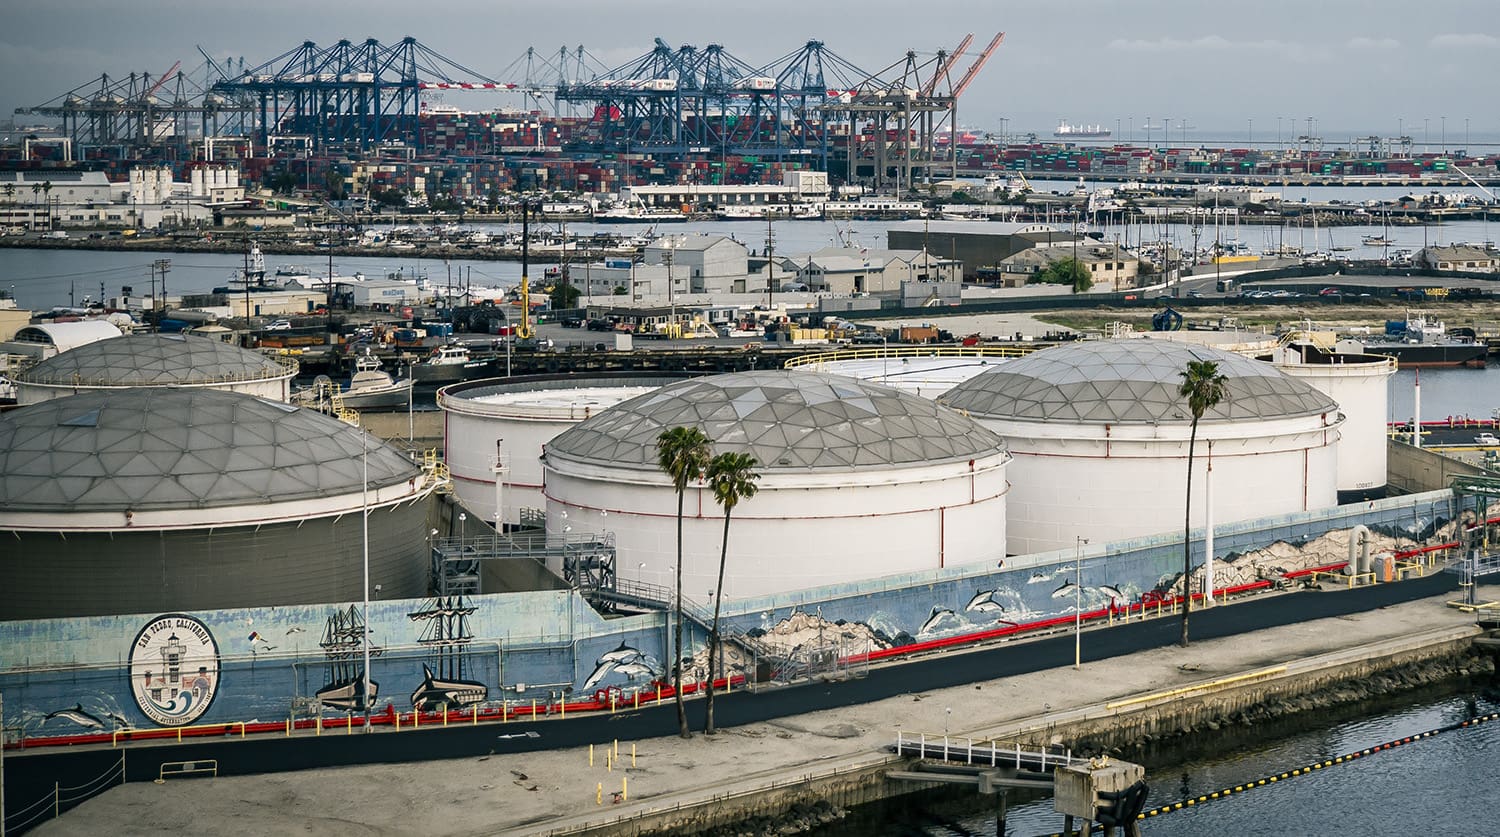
[703,451,760,735]
[656,426,711,739]
[1178,359,1229,647]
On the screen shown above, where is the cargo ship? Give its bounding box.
[1054,121,1111,139]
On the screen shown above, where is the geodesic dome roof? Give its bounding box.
[545,369,1006,471]
[938,338,1337,425]
[0,388,420,513]
[17,333,291,387]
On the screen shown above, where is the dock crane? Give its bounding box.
[514,201,536,346]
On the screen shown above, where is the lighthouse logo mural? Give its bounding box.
[129,613,221,727]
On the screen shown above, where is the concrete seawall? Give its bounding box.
[550,623,1484,837]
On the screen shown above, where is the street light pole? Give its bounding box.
[360,428,372,730]
[1074,536,1088,670]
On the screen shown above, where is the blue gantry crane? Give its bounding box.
[211,36,505,152]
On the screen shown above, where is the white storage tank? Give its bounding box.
[14,333,296,404]
[784,349,1013,399]
[1258,340,1396,501]
[541,370,1011,600]
[939,338,1344,556]
[0,388,441,619]
[437,375,679,526]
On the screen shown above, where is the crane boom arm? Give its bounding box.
[920,33,972,96]
[950,32,1004,99]
[144,61,181,99]
[1451,164,1496,202]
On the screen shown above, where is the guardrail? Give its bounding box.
[157,759,219,782]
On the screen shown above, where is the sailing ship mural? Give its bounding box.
[315,605,380,711]
[408,596,489,710]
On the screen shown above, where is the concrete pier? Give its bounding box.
[29,584,1495,837]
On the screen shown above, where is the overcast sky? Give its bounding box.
[4,0,1495,147]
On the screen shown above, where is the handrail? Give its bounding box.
[783,344,1036,369]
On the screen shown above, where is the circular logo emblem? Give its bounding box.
[129,614,220,727]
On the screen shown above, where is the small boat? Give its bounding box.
[295,355,414,412]
[409,343,492,384]
[341,355,414,410]
[1362,235,1395,246]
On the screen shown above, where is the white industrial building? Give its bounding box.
[939,339,1344,556]
[437,375,676,526]
[542,370,1012,599]
[13,333,297,405]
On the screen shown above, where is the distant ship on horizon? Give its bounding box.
[1054,121,1111,139]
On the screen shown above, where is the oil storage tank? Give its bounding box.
[541,370,1011,599]
[1259,338,1396,502]
[939,338,1343,556]
[0,388,442,620]
[438,375,681,527]
[13,332,297,405]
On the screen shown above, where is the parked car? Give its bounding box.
[264,319,292,331]
[1475,433,1499,446]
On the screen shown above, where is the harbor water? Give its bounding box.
[808,683,1500,836]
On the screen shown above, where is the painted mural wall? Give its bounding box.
[0,490,1468,741]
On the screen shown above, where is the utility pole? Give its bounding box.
[152,259,171,322]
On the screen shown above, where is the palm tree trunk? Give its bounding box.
[706,508,732,735]
[674,490,689,738]
[1181,418,1198,647]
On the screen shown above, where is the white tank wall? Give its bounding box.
[16,377,291,406]
[543,454,1009,600]
[440,383,658,526]
[1265,351,1394,495]
[445,410,571,525]
[979,414,1342,556]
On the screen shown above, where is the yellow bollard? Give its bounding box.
[634,690,640,710]
[622,776,628,802]
[596,783,602,805]
[395,712,401,732]
[632,742,637,767]
[656,685,662,706]
[443,705,449,727]
[590,744,595,767]
[472,705,478,725]
[502,699,508,722]
[607,752,612,772]
[560,697,566,719]
[532,698,537,718]
[614,739,619,760]
[286,718,292,737]
[316,715,322,736]
[611,692,617,713]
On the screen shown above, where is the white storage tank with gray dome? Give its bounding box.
[0,388,442,619]
[437,375,683,527]
[542,369,1011,600]
[939,338,1344,556]
[14,332,297,404]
